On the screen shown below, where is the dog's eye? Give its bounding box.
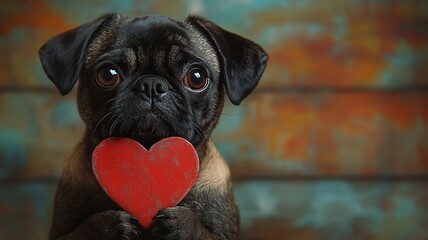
[96,66,121,88]
[184,68,209,92]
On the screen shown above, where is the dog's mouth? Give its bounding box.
[106,114,194,149]
[118,118,173,149]
[94,107,197,150]
[129,134,164,149]
[126,127,169,149]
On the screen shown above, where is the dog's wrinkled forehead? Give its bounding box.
[85,15,219,73]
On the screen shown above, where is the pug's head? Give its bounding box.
[39,14,267,149]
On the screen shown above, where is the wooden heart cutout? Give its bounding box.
[92,137,199,228]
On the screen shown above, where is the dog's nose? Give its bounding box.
[134,75,169,101]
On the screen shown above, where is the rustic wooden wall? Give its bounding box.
[1,0,428,239]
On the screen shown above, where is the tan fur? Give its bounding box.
[184,21,220,73]
[85,15,127,66]
[194,140,231,193]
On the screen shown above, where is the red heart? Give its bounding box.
[92,137,199,228]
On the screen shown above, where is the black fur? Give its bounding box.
[187,16,268,105]
[40,13,267,240]
[39,15,111,95]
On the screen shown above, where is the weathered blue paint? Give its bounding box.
[1,94,46,136]
[235,180,428,240]
[215,104,244,133]
[380,42,418,86]
[332,15,348,41]
[50,100,81,128]
[0,26,26,45]
[299,182,366,235]
[196,0,315,31]
[214,138,259,164]
[46,0,148,24]
[35,57,52,87]
[0,183,56,240]
[0,130,27,179]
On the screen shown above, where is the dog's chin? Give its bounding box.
[130,132,167,149]
[106,113,174,149]
[96,113,197,149]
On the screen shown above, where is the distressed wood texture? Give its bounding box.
[235,180,428,240]
[1,0,428,240]
[216,92,428,178]
[0,182,56,240]
[1,0,427,89]
[0,93,82,180]
[1,181,427,240]
[2,92,427,180]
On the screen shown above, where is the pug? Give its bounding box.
[39,13,267,240]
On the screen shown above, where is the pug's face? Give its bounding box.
[39,14,268,149]
[78,16,225,148]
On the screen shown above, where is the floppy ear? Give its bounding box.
[187,16,268,105]
[39,14,116,95]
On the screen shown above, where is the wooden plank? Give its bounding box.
[1,91,428,180]
[0,181,428,240]
[1,1,427,89]
[254,0,428,89]
[0,92,83,180]
[0,182,56,240]
[0,0,72,88]
[235,180,428,240]
[2,180,427,240]
[212,92,428,178]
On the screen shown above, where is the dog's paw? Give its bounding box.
[150,206,202,240]
[83,210,142,240]
[107,210,142,240]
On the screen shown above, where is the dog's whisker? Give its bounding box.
[191,121,204,139]
[104,97,117,107]
[107,114,117,137]
[92,111,114,136]
[107,112,117,126]
[220,112,238,117]
[120,118,128,134]
[109,114,122,137]
[115,114,124,134]
[109,104,122,111]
